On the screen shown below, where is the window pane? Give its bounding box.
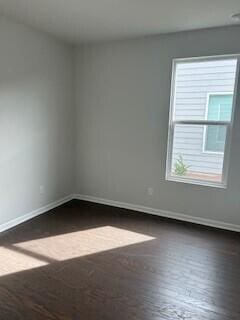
[171,124,227,183]
[205,125,227,153]
[167,57,238,186]
[174,60,237,121]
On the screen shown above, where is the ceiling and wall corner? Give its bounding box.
[0,0,240,43]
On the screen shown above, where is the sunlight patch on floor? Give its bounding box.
[14,226,155,261]
[0,247,47,277]
[0,226,155,277]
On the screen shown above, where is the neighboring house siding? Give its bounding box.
[172,60,236,174]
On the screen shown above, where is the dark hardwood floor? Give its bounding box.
[0,200,240,319]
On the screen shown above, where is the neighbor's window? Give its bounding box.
[166,56,239,187]
[204,94,233,153]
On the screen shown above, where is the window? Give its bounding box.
[166,56,239,188]
[204,94,233,153]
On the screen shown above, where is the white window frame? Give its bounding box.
[166,54,240,189]
[202,92,233,155]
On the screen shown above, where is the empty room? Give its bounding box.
[1,0,240,319]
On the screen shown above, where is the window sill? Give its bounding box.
[166,175,227,189]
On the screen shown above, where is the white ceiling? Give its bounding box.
[0,0,240,44]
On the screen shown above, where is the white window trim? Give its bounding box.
[202,92,233,155]
[165,54,240,189]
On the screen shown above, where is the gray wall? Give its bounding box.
[1,17,240,229]
[0,17,74,225]
[75,26,240,225]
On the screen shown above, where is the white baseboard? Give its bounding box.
[2,193,239,234]
[0,195,74,234]
[73,194,240,233]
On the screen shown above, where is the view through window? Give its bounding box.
[166,56,239,187]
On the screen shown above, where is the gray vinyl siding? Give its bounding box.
[172,59,236,174]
